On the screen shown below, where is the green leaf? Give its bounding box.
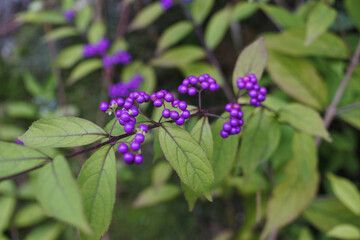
[151,162,173,189]
[87,20,106,43]
[133,184,180,208]
[36,155,90,233]
[180,62,222,85]
[23,72,42,96]
[20,117,106,148]
[303,197,359,232]
[158,123,214,196]
[17,11,66,24]
[0,196,16,232]
[345,0,360,31]
[78,146,117,240]
[56,44,84,69]
[14,203,46,227]
[24,223,63,240]
[327,173,360,215]
[278,103,330,140]
[62,0,74,10]
[267,51,328,109]
[153,129,163,162]
[232,37,268,94]
[261,5,304,29]
[327,224,360,239]
[190,117,214,161]
[42,27,77,42]
[305,3,336,45]
[299,227,314,240]
[181,182,199,211]
[191,0,215,24]
[0,142,49,179]
[340,108,360,130]
[129,2,164,31]
[5,101,37,119]
[75,6,93,32]
[231,2,258,21]
[211,114,239,183]
[205,7,233,50]
[261,132,319,239]
[239,111,280,178]
[68,59,102,85]
[151,45,205,68]
[0,124,23,141]
[157,21,193,53]
[228,173,268,195]
[264,28,349,59]
[121,61,156,96]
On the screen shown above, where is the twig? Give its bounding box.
[336,101,360,114]
[316,39,360,147]
[116,1,131,38]
[178,1,234,102]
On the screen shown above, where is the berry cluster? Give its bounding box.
[117,124,148,165]
[63,10,76,21]
[220,103,244,138]
[178,74,220,96]
[236,74,267,107]
[83,38,110,57]
[102,50,132,69]
[151,90,190,126]
[109,75,143,98]
[160,0,193,10]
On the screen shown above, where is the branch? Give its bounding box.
[315,39,360,147]
[178,1,234,102]
[336,101,360,115]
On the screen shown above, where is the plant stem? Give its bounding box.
[178,1,234,102]
[316,39,360,147]
[336,101,360,114]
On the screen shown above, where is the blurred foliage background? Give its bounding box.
[0,0,360,239]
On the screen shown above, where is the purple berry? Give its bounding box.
[248,73,256,78]
[209,83,217,92]
[130,107,139,117]
[99,102,109,112]
[245,82,254,90]
[230,118,238,126]
[170,111,180,120]
[172,99,180,107]
[178,85,188,94]
[203,74,210,79]
[123,152,134,164]
[188,87,197,96]
[198,75,205,82]
[110,99,117,106]
[129,116,136,124]
[156,91,165,99]
[137,95,145,103]
[238,119,244,126]
[117,98,124,107]
[253,84,260,91]
[236,126,241,133]
[115,110,122,118]
[182,79,190,86]
[138,124,148,133]
[225,103,232,112]
[181,110,190,119]
[178,101,187,110]
[250,98,258,106]
[134,154,143,164]
[121,111,130,122]
[118,143,128,154]
[130,141,141,151]
[189,76,198,85]
[220,130,229,138]
[123,101,133,109]
[201,82,209,90]
[162,109,171,118]
[153,99,163,107]
[164,93,174,102]
[258,94,266,102]
[230,109,239,118]
[237,81,245,89]
[230,128,237,135]
[233,103,240,110]
[176,117,185,125]
[259,87,267,95]
[208,78,216,84]
[238,111,243,119]
[134,134,145,143]
[243,76,250,82]
[249,90,258,98]
[124,123,135,133]
[223,122,231,132]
